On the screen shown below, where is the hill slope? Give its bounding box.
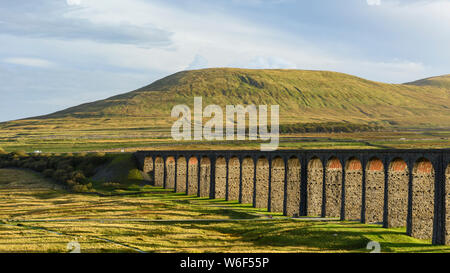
[405,74,450,89]
[1,68,449,152]
[37,68,450,128]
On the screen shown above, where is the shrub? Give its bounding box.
[47,157,60,169]
[9,158,19,167]
[127,169,143,181]
[56,160,74,172]
[279,122,384,134]
[20,158,37,168]
[91,152,106,157]
[61,164,74,173]
[79,163,96,177]
[0,147,6,155]
[0,158,10,168]
[72,184,89,193]
[102,182,121,188]
[65,179,76,187]
[70,170,86,184]
[20,158,34,168]
[12,150,28,157]
[85,153,107,166]
[32,160,47,172]
[42,169,54,178]
[53,169,69,183]
[71,156,83,166]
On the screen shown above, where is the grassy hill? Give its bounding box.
[0,68,449,152]
[38,68,450,128]
[405,74,450,89]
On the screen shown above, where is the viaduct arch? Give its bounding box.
[137,149,450,245]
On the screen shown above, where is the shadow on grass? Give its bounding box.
[162,219,448,253]
[193,208,259,220]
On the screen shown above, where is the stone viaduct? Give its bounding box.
[134,149,450,245]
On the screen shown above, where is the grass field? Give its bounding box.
[0,122,449,153]
[1,168,449,253]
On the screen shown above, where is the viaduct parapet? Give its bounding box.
[134,149,450,245]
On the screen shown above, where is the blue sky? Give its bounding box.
[1,0,449,122]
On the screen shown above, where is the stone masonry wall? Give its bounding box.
[270,158,285,213]
[143,157,153,175]
[215,157,227,199]
[324,158,342,218]
[344,159,362,221]
[307,158,323,216]
[199,158,211,198]
[446,165,450,245]
[411,160,434,240]
[187,157,198,195]
[386,159,409,228]
[165,157,176,189]
[255,158,269,209]
[365,159,384,224]
[285,158,301,217]
[241,158,254,204]
[176,157,187,193]
[154,157,164,187]
[227,157,240,201]
[325,170,342,218]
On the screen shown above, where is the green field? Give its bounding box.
[0,168,449,253]
[0,125,449,153]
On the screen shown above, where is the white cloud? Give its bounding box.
[2,0,447,85]
[234,56,298,69]
[0,1,172,47]
[19,0,434,83]
[367,0,381,6]
[3,57,54,68]
[334,59,427,83]
[231,0,291,5]
[66,0,82,6]
[61,0,334,73]
[186,54,209,70]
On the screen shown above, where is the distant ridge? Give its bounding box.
[405,74,450,89]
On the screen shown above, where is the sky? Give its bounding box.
[1,0,450,122]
